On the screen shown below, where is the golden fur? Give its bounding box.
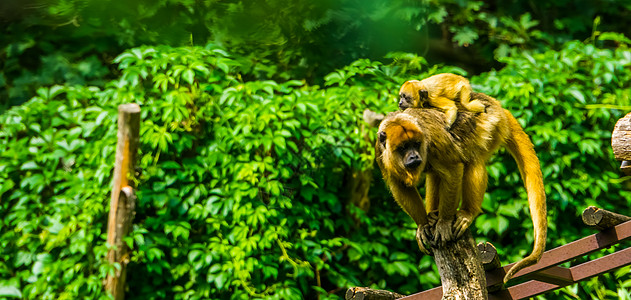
[376,92,547,283]
[398,73,486,127]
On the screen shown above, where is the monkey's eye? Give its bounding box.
[378,131,387,145]
[396,146,407,155]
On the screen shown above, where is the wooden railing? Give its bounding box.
[403,207,631,300]
[346,207,631,300]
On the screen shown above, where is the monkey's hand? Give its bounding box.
[416,224,433,255]
[433,217,454,245]
[453,211,474,239]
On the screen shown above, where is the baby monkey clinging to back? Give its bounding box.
[398,73,486,128]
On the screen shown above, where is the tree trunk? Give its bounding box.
[432,230,487,300]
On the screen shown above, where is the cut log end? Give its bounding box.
[582,206,631,230]
[345,287,405,300]
[477,242,501,271]
[118,103,141,114]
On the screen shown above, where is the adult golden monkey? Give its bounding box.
[398,73,486,128]
[375,92,547,283]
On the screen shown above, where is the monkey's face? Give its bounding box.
[399,80,429,110]
[377,116,428,187]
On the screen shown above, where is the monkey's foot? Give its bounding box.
[433,217,454,246]
[416,224,433,255]
[453,211,474,239]
[465,100,486,113]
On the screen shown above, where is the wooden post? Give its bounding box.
[105,103,141,300]
[432,229,488,300]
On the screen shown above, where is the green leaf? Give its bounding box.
[273,136,286,150]
[567,88,586,103]
[392,261,410,277]
[452,26,479,46]
[0,286,22,298]
[0,179,15,197]
[20,161,39,170]
[428,7,447,23]
[182,69,195,85]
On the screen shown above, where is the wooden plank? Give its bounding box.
[529,266,573,286]
[491,280,562,300]
[486,219,631,286]
[399,286,441,300]
[621,161,631,176]
[489,246,631,300]
[571,246,631,281]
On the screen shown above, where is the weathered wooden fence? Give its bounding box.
[346,208,631,300]
[400,208,631,300]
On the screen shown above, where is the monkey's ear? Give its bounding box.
[418,89,429,100]
[378,131,387,145]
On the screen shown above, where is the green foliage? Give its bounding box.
[4,0,631,110]
[0,43,449,299]
[0,84,117,299]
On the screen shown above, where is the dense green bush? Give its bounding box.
[2,33,631,299]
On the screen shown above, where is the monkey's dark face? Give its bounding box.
[377,117,428,187]
[398,80,429,110]
[399,142,423,169]
[399,92,412,110]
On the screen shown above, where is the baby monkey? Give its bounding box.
[398,73,486,128]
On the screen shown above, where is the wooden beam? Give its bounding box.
[345,287,405,300]
[570,246,631,281]
[621,161,631,176]
[105,103,141,300]
[529,266,573,286]
[490,280,561,300]
[582,206,631,230]
[399,286,442,300]
[486,219,631,286]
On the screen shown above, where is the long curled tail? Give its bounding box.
[502,110,548,283]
